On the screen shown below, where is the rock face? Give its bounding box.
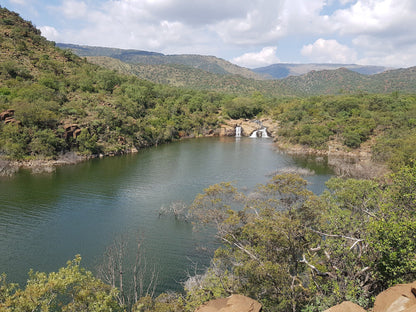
[194,294,262,312]
[221,118,276,137]
[373,281,416,312]
[63,124,82,139]
[323,301,366,312]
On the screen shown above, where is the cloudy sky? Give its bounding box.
[2,0,416,68]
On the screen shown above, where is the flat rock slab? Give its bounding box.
[324,301,366,312]
[374,281,416,312]
[195,294,261,312]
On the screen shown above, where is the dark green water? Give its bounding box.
[0,137,332,292]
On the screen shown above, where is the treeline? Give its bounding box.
[2,165,416,311]
[273,93,416,170]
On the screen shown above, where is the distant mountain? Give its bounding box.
[57,43,267,80]
[84,56,267,93]
[86,55,416,96]
[58,44,416,96]
[253,63,390,79]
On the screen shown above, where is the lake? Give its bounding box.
[0,136,333,293]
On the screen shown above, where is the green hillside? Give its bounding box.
[58,43,267,80]
[0,7,230,160]
[77,52,416,96]
[86,55,280,94]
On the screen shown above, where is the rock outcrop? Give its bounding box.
[221,118,276,137]
[63,124,82,139]
[0,109,20,125]
[323,301,366,312]
[373,281,416,312]
[323,281,416,312]
[194,294,261,312]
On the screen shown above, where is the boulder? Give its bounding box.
[324,301,366,312]
[63,124,81,139]
[194,294,261,312]
[0,109,15,121]
[373,281,416,312]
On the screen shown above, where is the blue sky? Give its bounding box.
[2,0,416,68]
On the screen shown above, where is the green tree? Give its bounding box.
[0,255,122,312]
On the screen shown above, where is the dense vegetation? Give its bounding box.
[0,7,240,160]
[2,165,416,311]
[176,164,416,311]
[273,93,416,170]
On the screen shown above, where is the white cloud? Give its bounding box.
[232,46,280,68]
[338,0,355,5]
[22,0,416,68]
[39,26,60,41]
[301,39,357,63]
[331,0,416,36]
[61,0,88,19]
[9,0,27,4]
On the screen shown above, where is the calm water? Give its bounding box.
[0,137,332,292]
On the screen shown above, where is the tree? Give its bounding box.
[189,175,322,312]
[97,235,159,310]
[0,255,122,312]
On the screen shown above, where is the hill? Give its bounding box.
[253,63,390,79]
[60,44,416,96]
[0,7,231,163]
[57,43,267,80]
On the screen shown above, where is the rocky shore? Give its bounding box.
[0,152,86,176]
[219,117,388,179]
[1,118,388,179]
[275,135,388,179]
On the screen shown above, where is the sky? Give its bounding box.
[2,0,416,69]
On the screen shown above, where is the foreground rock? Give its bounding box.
[195,294,261,312]
[324,301,366,312]
[373,281,416,312]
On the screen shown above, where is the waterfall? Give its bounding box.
[250,128,269,138]
[235,126,242,137]
[259,128,269,138]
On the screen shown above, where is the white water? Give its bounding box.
[235,126,242,137]
[250,128,269,138]
[259,128,269,138]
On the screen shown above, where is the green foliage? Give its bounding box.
[275,94,416,167]
[76,128,100,155]
[29,128,65,157]
[0,7,231,160]
[368,164,416,289]
[0,61,32,80]
[185,164,416,311]
[0,255,122,312]
[224,96,263,119]
[0,123,30,159]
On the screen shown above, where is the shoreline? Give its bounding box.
[1,120,389,179]
[274,138,389,179]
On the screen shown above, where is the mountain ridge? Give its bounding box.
[57,43,267,80]
[253,62,391,78]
